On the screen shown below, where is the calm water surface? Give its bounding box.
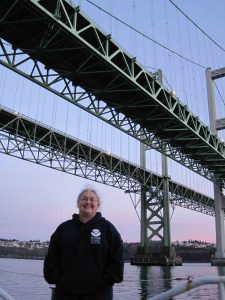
[0,258,221,299]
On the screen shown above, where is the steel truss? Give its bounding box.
[129,184,215,243]
[0,0,225,186]
[0,40,218,184]
[0,105,215,222]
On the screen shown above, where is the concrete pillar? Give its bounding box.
[205,67,225,261]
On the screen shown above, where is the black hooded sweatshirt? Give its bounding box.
[44,212,124,296]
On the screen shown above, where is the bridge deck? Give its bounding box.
[0,105,215,216]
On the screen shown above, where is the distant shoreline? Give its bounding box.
[0,239,216,263]
[0,256,213,264]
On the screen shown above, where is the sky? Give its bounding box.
[1,0,225,244]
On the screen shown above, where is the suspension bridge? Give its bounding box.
[0,0,225,266]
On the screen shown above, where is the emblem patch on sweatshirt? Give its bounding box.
[90,229,101,244]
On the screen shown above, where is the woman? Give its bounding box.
[44,188,124,300]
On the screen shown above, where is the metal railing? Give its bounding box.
[2,275,225,300]
[149,275,225,300]
[0,288,15,300]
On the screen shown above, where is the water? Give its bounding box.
[0,258,221,299]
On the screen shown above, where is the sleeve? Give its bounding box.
[103,223,124,285]
[43,231,61,284]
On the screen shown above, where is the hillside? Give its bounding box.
[0,239,216,263]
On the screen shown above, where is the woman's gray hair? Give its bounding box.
[77,188,101,205]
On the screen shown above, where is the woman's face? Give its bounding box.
[77,190,100,218]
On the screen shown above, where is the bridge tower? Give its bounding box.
[130,70,182,266]
[206,67,225,267]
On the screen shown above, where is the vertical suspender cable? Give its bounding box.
[0,66,7,106]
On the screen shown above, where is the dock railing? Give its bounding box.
[149,275,225,300]
[1,275,225,300]
[0,288,15,300]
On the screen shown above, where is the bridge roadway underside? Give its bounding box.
[0,0,225,186]
[0,106,215,217]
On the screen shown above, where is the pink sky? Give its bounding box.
[0,154,216,243]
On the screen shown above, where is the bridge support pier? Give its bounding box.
[206,68,225,267]
[129,184,182,266]
[130,244,182,266]
[131,69,182,266]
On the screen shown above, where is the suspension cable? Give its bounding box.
[214,81,225,107]
[168,0,225,53]
[85,0,206,69]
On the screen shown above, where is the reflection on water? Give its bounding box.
[217,266,225,299]
[137,266,172,299]
[140,266,148,300]
[218,265,225,277]
[0,258,220,299]
[114,263,218,300]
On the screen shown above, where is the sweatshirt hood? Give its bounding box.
[72,212,103,225]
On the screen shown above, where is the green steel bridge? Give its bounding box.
[0,105,215,249]
[0,0,225,260]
